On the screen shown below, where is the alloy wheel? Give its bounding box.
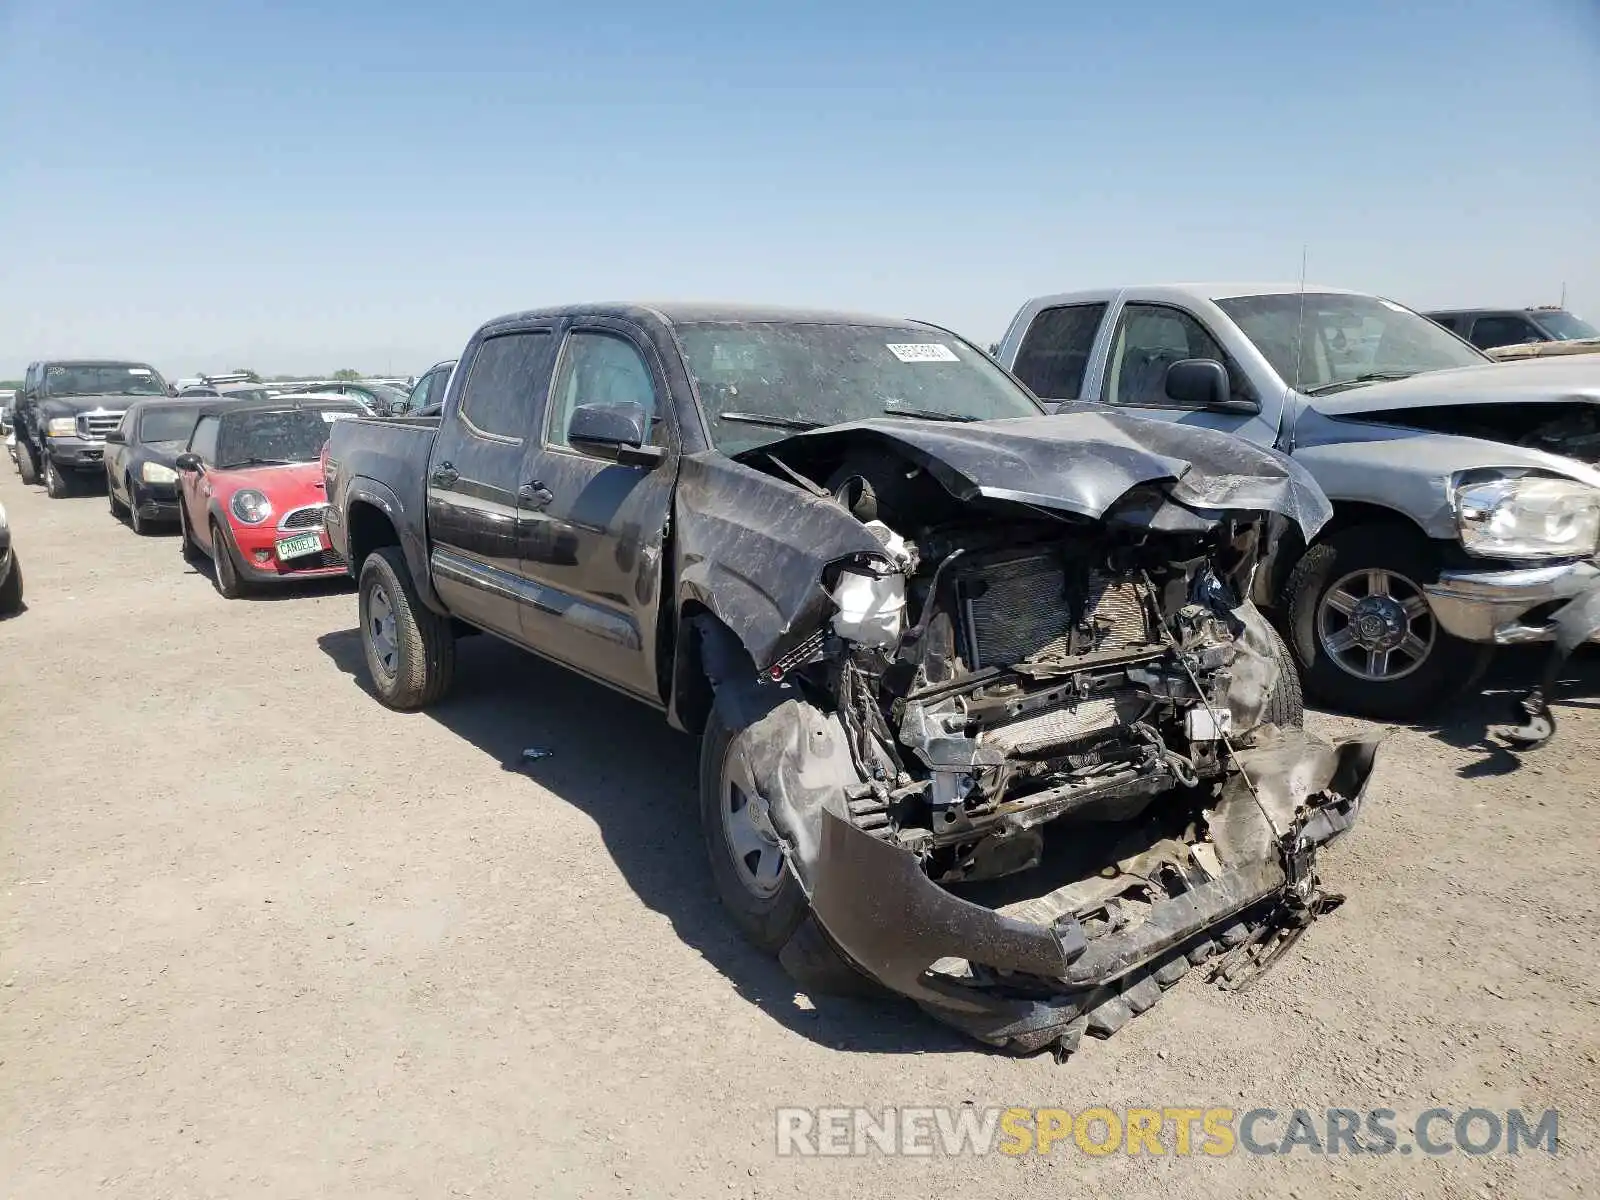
[1316,567,1436,682]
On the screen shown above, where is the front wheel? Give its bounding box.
[17,444,38,485]
[698,707,810,953]
[127,481,149,535]
[357,546,455,709]
[210,520,249,599]
[43,456,68,498]
[0,554,22,617]
[1284,522,1490,719]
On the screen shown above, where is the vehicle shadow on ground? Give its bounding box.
[316,627,973,1058]
[1413,647,1600,778]
[179,554,355,602]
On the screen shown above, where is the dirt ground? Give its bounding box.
[2,465,1598,1199]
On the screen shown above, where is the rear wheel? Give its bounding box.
[1284,522,1490,719]
[210,520,248,599]
[357,546,455,709]
[698,707,810,953]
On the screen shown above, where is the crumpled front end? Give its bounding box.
[702,428,1382,1056]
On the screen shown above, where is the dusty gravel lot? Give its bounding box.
[2,466,1598,1199]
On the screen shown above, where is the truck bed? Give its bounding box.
[323,414,438,569]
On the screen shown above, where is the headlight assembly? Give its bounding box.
[1455,474,1600,559]
[46,417,76,437]
[141,461,179,485]
[230,489,273,524]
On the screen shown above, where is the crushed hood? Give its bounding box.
[1307,357,1600,419]
[739,410,1332,539]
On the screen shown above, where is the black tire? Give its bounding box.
[357,546,455,710]
[43,456,68,498]
[1260,618,1304,728]
[0,554,21,617]
[18,444,38,485]
[108,474,129,519]
[178,502,203,562]
[698,706,810,954]
[127,481,149,535]
[1283,522,1491,720]
[209,520,248,599]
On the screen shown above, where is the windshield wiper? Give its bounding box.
[225,456,299,467]
[881,407,977,422]
[719,411,823,432]
[1303,371,1419,396]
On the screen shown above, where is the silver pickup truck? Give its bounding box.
[995,285,1600,718]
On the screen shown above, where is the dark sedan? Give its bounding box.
[104,399,228,534]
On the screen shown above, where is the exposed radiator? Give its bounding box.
[960,554,1152,670]
[982,689,1145,755]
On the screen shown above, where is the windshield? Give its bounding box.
[138,406,207,443]
[675,322,1041,452]
[1216,293,1486,395]
[1531,310,1600,341]
[216,406,361,467]
[45,363,166,397]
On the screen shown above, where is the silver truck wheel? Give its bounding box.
[44,457,67,498]
[1316,566,1435,682]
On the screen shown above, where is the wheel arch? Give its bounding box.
[1259,500,1434,610]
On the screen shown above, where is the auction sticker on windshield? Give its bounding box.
[276,532,324,560]
[887,343,960,363]
[321,411,357,423]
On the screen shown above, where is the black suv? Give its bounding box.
[1425,306,1600,356]
[14,360,170,497]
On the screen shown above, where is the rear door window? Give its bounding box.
[458,332,555,440]
[1011,304,1106,400]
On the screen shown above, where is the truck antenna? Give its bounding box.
[1272,244,1309,455]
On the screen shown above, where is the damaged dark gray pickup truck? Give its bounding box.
[324,304,1381,1056]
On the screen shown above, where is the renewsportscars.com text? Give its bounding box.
[774,1106,1559,1158]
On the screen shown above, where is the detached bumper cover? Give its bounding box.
[802,729,1382,1046]
[1425,558,1600,644]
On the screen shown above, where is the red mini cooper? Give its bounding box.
[175,397,366,598]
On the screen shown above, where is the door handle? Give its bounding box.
[518,479,554,509]
[431,462,459,486]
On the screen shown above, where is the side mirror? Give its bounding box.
[567,402,666,467]
[175,452,203,473]
[104,429,126,444]
[1163,359,1259,414]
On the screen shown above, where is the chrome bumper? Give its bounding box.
[1425,559,1600,644]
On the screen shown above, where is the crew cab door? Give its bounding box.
[516,320,677,703]
[424,324,561,639]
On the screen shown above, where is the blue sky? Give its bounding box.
[1,0,1596,378]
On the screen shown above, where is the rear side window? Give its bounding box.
[1011,304,1106,400]
[458,332,554,440]
[1428,314,1459,332]
[1469,315,1544,350]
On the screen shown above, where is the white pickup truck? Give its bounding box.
[994,285,1600,718]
